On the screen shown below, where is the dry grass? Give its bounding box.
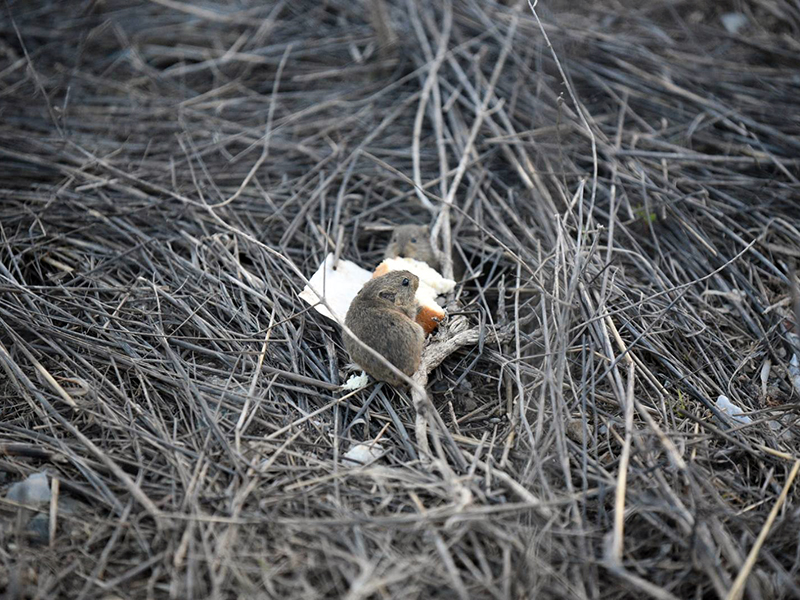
[1,0,799,598]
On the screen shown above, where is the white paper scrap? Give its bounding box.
[299,253,373,322]
[715,395,752,425]
[342,442,385,467]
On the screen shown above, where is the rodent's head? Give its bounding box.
[361,270,419,308]
[388,225,432,257]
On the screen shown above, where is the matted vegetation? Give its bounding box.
[1,0,799,598]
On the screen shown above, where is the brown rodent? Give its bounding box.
[344,270,425,386]
[384,225,439,271]
[384,224,467,280]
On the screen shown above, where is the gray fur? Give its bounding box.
[383,225,439,271]
[344,270,425,386]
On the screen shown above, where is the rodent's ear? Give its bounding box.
[379,290,396,303]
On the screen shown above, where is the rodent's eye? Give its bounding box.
[401,277,410,287]
[410,238,417,243]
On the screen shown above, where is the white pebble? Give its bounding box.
[7,471,51,506]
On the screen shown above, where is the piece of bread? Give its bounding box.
[373,257,456,335]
